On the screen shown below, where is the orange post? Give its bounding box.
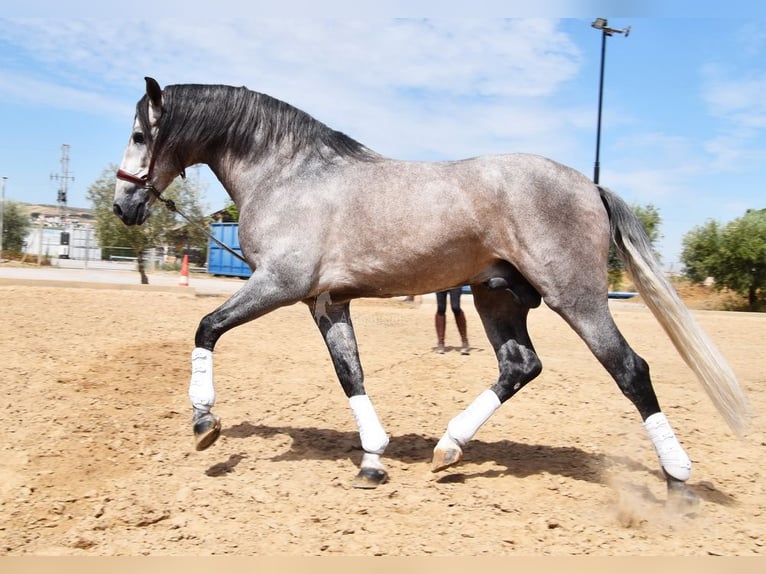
[179,254,190,287]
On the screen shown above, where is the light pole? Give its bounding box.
[591,18,630,185]
[0,176,6,259]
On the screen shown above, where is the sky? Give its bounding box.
[1,2,764,270]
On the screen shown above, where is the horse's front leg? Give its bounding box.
[309,295,389,488]
[190,270,308,451]
[189,346,221,451]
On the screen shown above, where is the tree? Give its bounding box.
[87,165,209,284]
[720,209,766,309]
[1,201,32,254]
[222,200,239,222]
[608,203,662,290]
[163,176,213,265]
[680,219,721,283]
[681,209,766,310]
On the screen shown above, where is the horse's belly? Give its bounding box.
[317,250,496,299]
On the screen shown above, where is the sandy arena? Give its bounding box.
[1,278,764,555]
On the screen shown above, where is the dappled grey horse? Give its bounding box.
[114,78,749,507]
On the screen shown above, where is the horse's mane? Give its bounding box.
[137,83,378,168]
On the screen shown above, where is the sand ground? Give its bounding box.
[1,280,764,555]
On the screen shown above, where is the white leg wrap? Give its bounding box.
[349,395,389,455]
[644,412,691,481]
[189,348,215,413]
[447,389,501,446]
[360,452,385,471]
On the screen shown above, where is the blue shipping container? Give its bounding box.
[207,223,252,278]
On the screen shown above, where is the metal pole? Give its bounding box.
[593,31,607,185]
[591,18,629,185]
[0,177,6,259]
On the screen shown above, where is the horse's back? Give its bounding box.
[356,152,610,263]
[307,153,610,299]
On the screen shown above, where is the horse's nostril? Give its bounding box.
[113,204,123,218]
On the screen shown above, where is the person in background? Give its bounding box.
[435,287,470,355]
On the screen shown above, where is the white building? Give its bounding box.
[23,225,101,261]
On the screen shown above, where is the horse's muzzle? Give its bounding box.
[113,201,150,226]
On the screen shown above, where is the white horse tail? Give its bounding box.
[598,185,751,436]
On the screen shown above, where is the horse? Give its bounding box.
[114,77,749,507]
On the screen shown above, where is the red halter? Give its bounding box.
[115,149,160,190]
[116,150,184,196]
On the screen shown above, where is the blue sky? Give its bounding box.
[1,2,764,270]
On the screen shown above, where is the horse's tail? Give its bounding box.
[598,185,750,436]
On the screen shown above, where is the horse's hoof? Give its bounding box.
[193,413,221,451]
[432,434,463,472]
[353,467,389,489]
[666,476,700,514]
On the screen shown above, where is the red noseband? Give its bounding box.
[115,169,151,188]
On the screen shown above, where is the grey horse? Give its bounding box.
[114,78,749,507]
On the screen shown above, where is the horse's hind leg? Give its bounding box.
[547,294,699,510]
[433,283,542,471]
[309,295,389,488]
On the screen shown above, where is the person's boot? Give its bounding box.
[455,310,470,355]
[435,313,446,353]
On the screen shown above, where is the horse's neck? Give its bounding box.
[207,141,353,209]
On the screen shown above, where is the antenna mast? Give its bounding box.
[50,144,74,217]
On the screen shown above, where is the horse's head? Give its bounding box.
[113,77,171,225]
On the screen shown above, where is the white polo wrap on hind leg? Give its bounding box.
[447,389,501,445]
[349,395,389,455]
[189,348,215,413]
[643,412,691,481]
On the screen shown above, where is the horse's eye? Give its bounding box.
[132,132,145,145]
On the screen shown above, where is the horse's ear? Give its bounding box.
[145,77,162,108]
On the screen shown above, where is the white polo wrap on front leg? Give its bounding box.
[643,412,691,481]
[349,394,389,455]
[447,389,501,446]
[189,347,215,413]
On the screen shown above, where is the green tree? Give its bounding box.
[608,203,662,290]
[681,209,766,310]
[87,165,209,284]
[1,201,32,254]
[680,219,721,283]
[223,200,239,222]
[164,175,212,264]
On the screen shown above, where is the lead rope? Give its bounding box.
[116,158,248,265]
[153,191,249,265]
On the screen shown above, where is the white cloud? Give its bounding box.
[0,70,133,118]
[704,76,766,130]
[704,134,766,171]
[5,1,593,20]
[1,18,586,160]
[699,62,766,175]
[3,19,580,94]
